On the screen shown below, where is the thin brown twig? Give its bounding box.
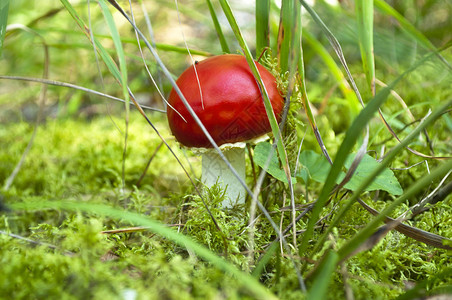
[357,198,452,250]
[101,224,185,234]
[136,141,164,187]
[0,230,75,256]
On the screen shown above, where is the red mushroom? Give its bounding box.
[167,54,284,207]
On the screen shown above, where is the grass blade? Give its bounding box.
[0,0,9,56]
[98,0,131,193]
[255,0,270,53]
[10,200,277,300]
[298,51,436,261]
[302,29,358,112]
[355,0,375,94]
[338,158,452,261]
[311,94,452,261]
[0,75,165,113]
[374,0,451,69]
[277,0,295,73]
[98,0,129,107]
[59,0,121,80]
[218,0,305,291]
[299,0,362,115]
[251,241,278,278]
[307,250,339,300]
[206,0,230,53]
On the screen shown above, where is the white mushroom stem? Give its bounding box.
[201,146,246,208]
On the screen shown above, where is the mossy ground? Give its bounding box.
[1,1,451,299]
[0,113,450,299]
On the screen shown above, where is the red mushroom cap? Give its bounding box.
[167,54,284,148]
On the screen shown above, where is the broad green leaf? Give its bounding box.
[254,142,296,184]
[297,150,403,195]
[297,150,332,184]
[343,153,403,195]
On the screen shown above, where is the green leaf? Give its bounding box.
[254,142,296,184]
[297,150,403,195]
[297,150,333,184]
[343,153,403,195]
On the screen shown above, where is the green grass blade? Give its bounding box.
[355,0,375,94]
[98,0,130,192]
[0,0,9,56]
[307,250,339,300]
[302,29,360,123]
[374,0,451,69]
[278,0,295,73]
[251,241,278,278]
[255,0,270,53]
[0,75,165,113]
[298,51,435,261]
[98,0,130,108]
[299,0,362,115]
[206,0,230,53]
[306,52,447,260]
[218,0,291,187]
[32,27,212,56]
[218,0,305,290]
[337,158,452,261]
[10,200,277,300]
[59,0,121,81]
[395,268,452,300]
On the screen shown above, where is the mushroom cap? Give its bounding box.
[167,54,284,148]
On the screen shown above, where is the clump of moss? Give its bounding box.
[1,111,451,299]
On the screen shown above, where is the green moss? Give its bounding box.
[1,2,451,298]
[1,101,451,299]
